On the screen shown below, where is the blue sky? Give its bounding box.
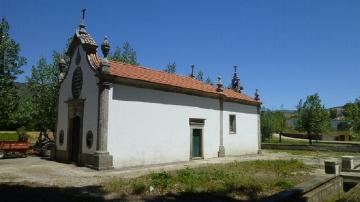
[1,0,360,109]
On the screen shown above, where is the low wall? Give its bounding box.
[280,132,351,141]
[264,175,343,202]
[262,143,360,153]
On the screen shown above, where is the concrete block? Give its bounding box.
[341,156,354,170]
[324,161,339,175]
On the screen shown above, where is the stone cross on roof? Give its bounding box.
[79,8,87,33]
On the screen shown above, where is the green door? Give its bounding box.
[192,129,202,158]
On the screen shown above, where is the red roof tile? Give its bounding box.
[106,60,260,105]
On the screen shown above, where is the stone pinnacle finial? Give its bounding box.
[216,76,224,92]
[190,64,195,78]
[100,36,110,74]
[231,64,241,92]
[58,58,66,72]
[255,89,260,101]
[58,58,66,82]
[79,8,87,34]
[101,36,110,58]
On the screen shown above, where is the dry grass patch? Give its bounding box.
[102,159,314,201]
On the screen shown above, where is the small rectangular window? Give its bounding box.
[229,115,236,134]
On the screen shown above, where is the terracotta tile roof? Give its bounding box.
[105,60,260,105]
[77,32,97,46]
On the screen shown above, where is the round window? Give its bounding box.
[86,130,94,149]
[72,67,83,99]
[59,130,64,146]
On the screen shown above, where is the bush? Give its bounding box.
[16,126,28,141]
[150,171,173,192]
[132,181,146,194]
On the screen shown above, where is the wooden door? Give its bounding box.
[70,116,81,162]
[192,128,202,158]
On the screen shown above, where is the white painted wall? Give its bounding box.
[223,102,259,155]
[108,84,220,168]
[56,45,98,154]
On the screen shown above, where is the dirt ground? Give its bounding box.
[0,150,343,202]
[0,151,333,187]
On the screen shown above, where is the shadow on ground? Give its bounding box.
[0,183,303,202]
[0,183,104,202]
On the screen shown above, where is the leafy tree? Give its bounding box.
[196,69,204,82]
[164,62,176,73]
[205,75,213,85]
[261,110,286,141]
[27,55,59,132]
[337,121,351,131]
[295,94,330,144]
[342,101,360,134]
[0,17,26,129]
[109,41,138,65]
[329,109,337,119]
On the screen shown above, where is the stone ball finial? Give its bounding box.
[58,58,66,72]
[216,76,224,92]
[101,36,110,58]
[255,89,260,101]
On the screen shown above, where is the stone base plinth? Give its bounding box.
[89,151,113,170]
[218,146,225,157]
[55,150,69,163]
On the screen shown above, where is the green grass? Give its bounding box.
[0,132,19,141]
[267,149,360,158]
[102,160,313,200]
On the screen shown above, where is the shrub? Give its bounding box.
[150,171,173,193]
[132,181,146,194]
[16,126,28,141]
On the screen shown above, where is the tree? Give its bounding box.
[261,110,287,141]
[0,17,26,129]
[295,94,330,144]
[109,41,138,65]
[205,75,213,85]
[164,62,176,73]
[27,55,59,132]
[196,69,204,82]
[342,101,360,134]
[329,109,337,119]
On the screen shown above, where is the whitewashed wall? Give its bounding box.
[56,45,98,154]
[223,102,259,155]
[108,84,220,168]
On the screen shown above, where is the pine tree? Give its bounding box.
[164,62,176,73]
[0,17,26,129]
[205,75,212,85]
[196,70,204,82]
[109,41,138,65]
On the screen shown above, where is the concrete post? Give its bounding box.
[324,161,340,175]
[218,97,225,157]
[341,156,354,171]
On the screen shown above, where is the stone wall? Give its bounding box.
[264,175,343,202]
[262,143,360,153]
